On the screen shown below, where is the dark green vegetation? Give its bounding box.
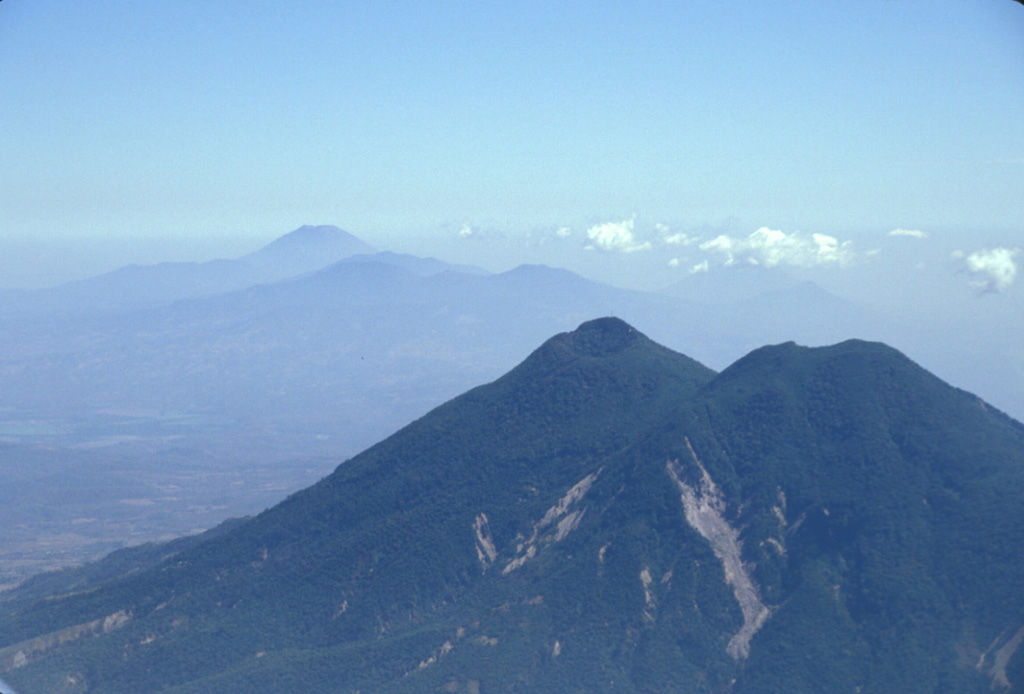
[1,318,1022,693]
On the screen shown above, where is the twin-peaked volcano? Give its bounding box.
[1,318,1022,693]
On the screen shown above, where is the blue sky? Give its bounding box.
[0,0,1022,293]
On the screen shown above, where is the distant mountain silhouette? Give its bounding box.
[0,225,376,314]
[242,224,376,275]
[336,251,489,278]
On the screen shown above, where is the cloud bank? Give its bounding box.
[698,227,853,268]
[585,218,651,253]
[958,247,1020,293]
[889,228,928,239]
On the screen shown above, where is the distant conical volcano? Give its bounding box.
[2,318,1022,693]
[244,224,376,271]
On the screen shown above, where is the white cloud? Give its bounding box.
[458,223,474,239]
[888,228,928,239]
[811,233,848,263]
[655,223,699,246]
[584,217,651,253]
[668,258,680,268]
[699,235,736,261]
[664,232,698,246]
[698,227,853,268]
[556,226,572,238]
[690,260,709,274]
[959,247,1020,293]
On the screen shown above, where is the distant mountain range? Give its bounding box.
[0,225,375,314]
[1,318,1021,693]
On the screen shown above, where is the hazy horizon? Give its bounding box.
[1,0,1021,300]
[2,222,1020,320]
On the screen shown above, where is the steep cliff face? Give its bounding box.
[1,321,1022,694]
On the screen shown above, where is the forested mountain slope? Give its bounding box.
[1,318,1021,694]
